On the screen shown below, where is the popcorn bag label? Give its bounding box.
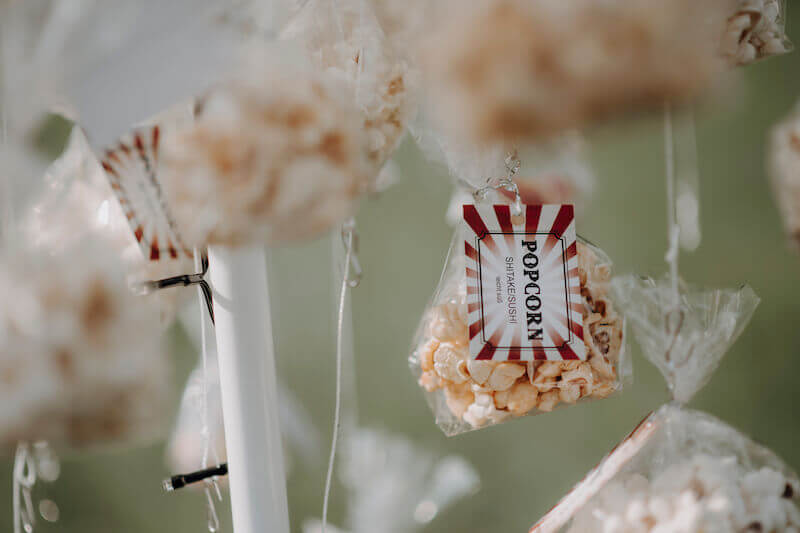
[463,204,585,361]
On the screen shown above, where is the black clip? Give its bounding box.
[162,463,228,492]
[133,251,214,324]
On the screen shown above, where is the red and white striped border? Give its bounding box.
[464,204,584,361]
[100,125,192,262]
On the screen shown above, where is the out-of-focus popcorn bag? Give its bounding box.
[528,278,799,533]
[722,0,793,66]
[533,404,800,533]
[410,202,631,436]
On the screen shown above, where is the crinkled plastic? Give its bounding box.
[0,238,170,453]
[418,0,731,145]
[410,221,630,436]
[769,101,800,250]
[152,53,373,247]
[721,0,793,66]
[612,276,759,404]
[303,428,479,533]
[444,134,594,225]
[532,404,800,533]
[22,125,194,323]
[280,0,416,177]
[531,274,771,531]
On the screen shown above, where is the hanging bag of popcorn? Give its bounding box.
[722,0,793,66]
[410,202,631,435]
[528,277,798,533]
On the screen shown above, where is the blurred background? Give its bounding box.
[1,16,800,533]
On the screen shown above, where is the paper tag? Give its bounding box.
[100,125,193,262]
[463,204,585,361]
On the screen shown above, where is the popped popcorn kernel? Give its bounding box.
[410,236,627,435]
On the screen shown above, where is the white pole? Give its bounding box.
[207,245,290,533]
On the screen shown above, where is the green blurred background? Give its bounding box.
[3,22,800,533]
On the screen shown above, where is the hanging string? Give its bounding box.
[472,150,523,216]
[203,479,222,533]
[13,443,36,533]
[663,102,686,382]
[193,248,222,532]
[0,22,13,247]
[322,217,359,533]
[332,223,360,436]
[664,102,680,301]
[674,109,701,252]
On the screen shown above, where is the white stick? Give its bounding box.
[208,245,290,533]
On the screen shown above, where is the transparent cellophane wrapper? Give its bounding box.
[303,428,480,533]
[280,0,416,179]
[532,404,800,533]
[444,134,595,226]
[722,0,793,66]
[611,276,759,405]
[410,229,631,436]
[23,123,194,324]
[0,238,170,453]
[530,278,769,531]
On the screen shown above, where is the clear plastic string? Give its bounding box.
[0,19,12,247]
[193,248,222,532]
[663,102,686,381]
[332,224,359,434]
[203,479,222,533]
[472,150,523,216]
[674,109,701,252]
[664,102,680,302]
[13,442,36,533]
[322,218,358,533]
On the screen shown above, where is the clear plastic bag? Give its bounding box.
[721,0,794,66]
[280,0,416,176]
[22,124,194,323]
[444,135,594,225]
[532,404,800,533]
[531,276,771,531]
[612,276,759,404]
[769,101,800,250]
[419,0,730,144]
[303,428,479,533]
[410,216,630,436]
[0,239,170,453]
[152,50,373,247]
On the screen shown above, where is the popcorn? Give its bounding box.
[411,240,628,435]
[466,360,494,386]
[432,342,469,384]
[24,126,193,324]
[721,0,793,66]
[281,0,416,178]
[504,381,538,416]
[421,0,730,144]
[484,363,524,392]
[769,102,800,250]
[567,454,800,533]
[427,302,468,344]
[531,278,777,533]
[0,241,169,450]
[160,60,373,247]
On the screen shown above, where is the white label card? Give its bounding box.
[463,204,586,361]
